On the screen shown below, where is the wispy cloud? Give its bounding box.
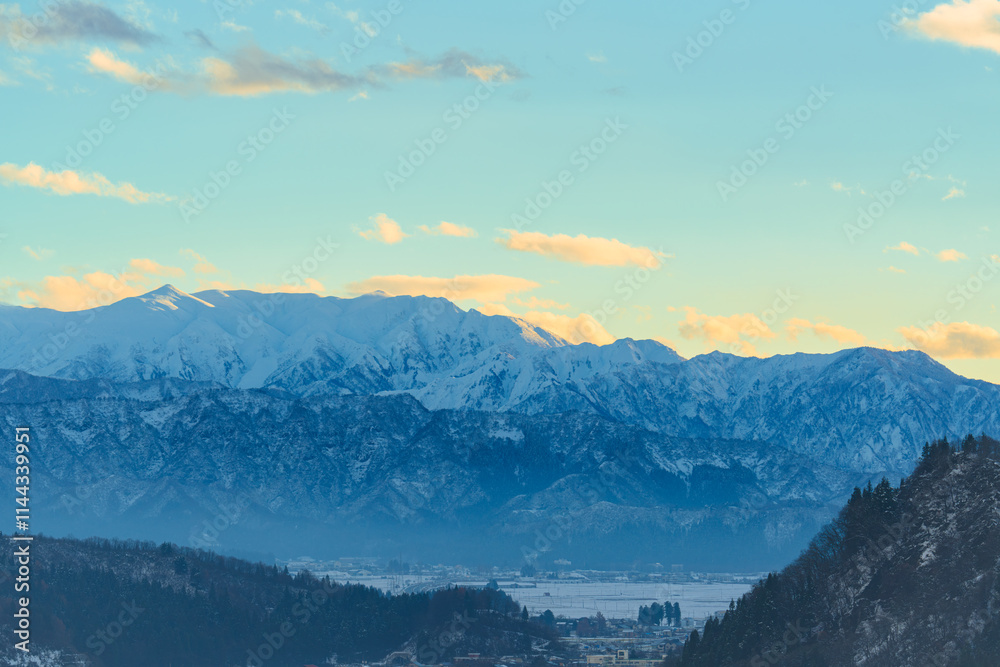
[830,181,866,195]
[256,277,326,294]
[129,258,184,278]
[86,48,163,86]
[498,230,663,268]
[886,241,921,256]
[275,9,328,33]
[179,249,218,274]
[943,186,966,200]
[0,162,171,204]
[346,274,539,304]
[201,44,366,96]
[185,29,217,51]
[220,20,250,33]
[479,302,614,345]
[418,221,477,238]
[785,318,868,346]
[77,41,522,98]
[357,213,408,244]
[22,246,52,261]
[0,0,159,47]
[383,49,523,83]
[513,296,569,310]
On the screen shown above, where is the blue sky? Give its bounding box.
[1,0,999,381]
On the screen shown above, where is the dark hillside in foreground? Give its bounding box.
[0,535,559,666]
[672,434,1000,666]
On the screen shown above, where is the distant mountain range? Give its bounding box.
[2,286,999,568]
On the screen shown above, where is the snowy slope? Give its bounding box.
[1,286,997,474]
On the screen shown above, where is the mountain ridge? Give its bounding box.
[2,286,998,475]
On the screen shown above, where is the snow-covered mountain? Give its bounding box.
[2,286,997,475]
[0,370,859,570]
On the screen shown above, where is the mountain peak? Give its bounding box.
[134,284,214,310]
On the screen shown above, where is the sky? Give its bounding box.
[1,0,999,382]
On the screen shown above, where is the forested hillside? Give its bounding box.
[0,536,558,666]
[673,434,1000,666]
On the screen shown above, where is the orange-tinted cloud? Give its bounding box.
[418,221,477,238]
[906,0,1000,54]
[478,302,614,345]
[0,162,171,204]
[255,278,326,294]
[886,241,920,256]
[179,249,219,274]
[677,307,776,355]
[899,321,1000,358]
[384,49,522,83]
[498,230,664,268]
[201,44,363,96]
[358,213,409,244]
[937,248,968,262]
[22,246,53,261]
[346,274,539,304]
[17,271,152,311]
[786,318,868,346]
[130,258,184,278]
[86,48,162,86]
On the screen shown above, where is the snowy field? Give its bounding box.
[493,580,754,620]
[339,576,757,620]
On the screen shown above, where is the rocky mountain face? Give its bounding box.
[673,437,1000,666]
[3,287,999,476]
[1,287,998,568]
[3,370,859,569]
